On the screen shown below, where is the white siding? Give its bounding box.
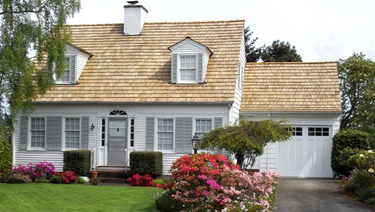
[14,104,230,174]
[76,51,90,82]
[232,29,246,124]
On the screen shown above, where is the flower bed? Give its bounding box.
[155,153,278,212]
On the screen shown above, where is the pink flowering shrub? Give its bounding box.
[155,153,278,212]
[127,174,155,187]
[7,161,56,183]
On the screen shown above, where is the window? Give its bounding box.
[56,57,71,84]
[31,118,45,148]
[130,118,135,147]
[195,119,212,139]
[157,119,173,150]
[287,127,303,136]
[65,118,80,148]
[179,55,197,83]
[308,127,329,136]
[101,119,106,147]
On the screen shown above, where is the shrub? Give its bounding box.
[127,174,155,187]
[358,187,375,202]
[10,162,55,182]
[77,177,86,184]
[49,175,63,184]
[61,171,78,184]
[331,129,370,176]
[0,139,12,174]
[155,190,185,212]
[63,150,91,176]
[155,153,278,212]
[89,178,100,185]
[130,151,163,177]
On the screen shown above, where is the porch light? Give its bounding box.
[91,123,95,130]
[191,133,200,154]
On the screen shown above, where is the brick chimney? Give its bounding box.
[124,1,148,35]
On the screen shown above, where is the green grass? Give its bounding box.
[0,183,161,212]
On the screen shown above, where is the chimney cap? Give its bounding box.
[127,0,138,4]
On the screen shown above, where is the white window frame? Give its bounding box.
[56,56,74,84]
[156,118,175,152]
[28,117,46,150]
[194,118,213,139]
[177,54,198,83]
[62,117,81,150]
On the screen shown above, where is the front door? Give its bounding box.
[107,119,127,166]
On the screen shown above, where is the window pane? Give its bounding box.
[65,118,80,148]
[31,118,45,148]
[157,119,173,150]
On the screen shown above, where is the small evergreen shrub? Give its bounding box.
[358,187,375,202]
[63,150,91,176]
[49,175,63,184]
[77,177,86,184]
[89,178,100,186]
[331,129,370,176]
[130,151,162,177]
[0,139,12,174]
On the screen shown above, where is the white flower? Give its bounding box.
[369,168,374,173]
[360,154,365,157]
[368,150,373,153]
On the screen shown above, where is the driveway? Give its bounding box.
[274,178,371,212]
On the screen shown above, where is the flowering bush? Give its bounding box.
[127,174,155,187]
[155,153,278,212]
[9,161,56,182]
[61,171,78,184]
[0,170,10,183]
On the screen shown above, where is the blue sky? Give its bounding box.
[67,0,375,62]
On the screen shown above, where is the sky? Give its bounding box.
[67,0,375,62]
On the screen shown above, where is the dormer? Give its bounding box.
[169,37,213,84]
[55,44,92,84]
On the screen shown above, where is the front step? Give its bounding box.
[93,169,131,184]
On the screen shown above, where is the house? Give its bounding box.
[12,1,341,178]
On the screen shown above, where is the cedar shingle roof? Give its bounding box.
[36,20,244,103]
[241,62,342,112]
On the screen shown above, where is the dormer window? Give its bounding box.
[55,44,92,85]
[56,57,75,84]
[169,37,212,84]
[179,55,197,83]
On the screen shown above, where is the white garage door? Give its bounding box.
[259,126,333,178]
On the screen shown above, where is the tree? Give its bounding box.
[338,53,375,140]
[199,119,292,169]
[0,0,81,138]
[261,39,302,62]
[244,26,261,62]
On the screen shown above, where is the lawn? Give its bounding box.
[0,183,161,212]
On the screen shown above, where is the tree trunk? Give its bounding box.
[236,153,244,169]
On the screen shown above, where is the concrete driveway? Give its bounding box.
[274,178,371,212]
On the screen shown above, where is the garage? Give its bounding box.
[255,126,333,178]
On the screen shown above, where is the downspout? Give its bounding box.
[12,124,16,166]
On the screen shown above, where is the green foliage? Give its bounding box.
[154,190,186,212]
[0,139,12,173]
[63,150,91,176]
[261,40,302,62]
[76,177,86,184]
[331,129,370,176]
[336,147,360,172]
[49,175,62,184]
[244,26,261,62]
[344,182,356,192]
[89,178,100,186]
[0,0,81,137]
[338,53,375,138]
[130,151,163,177]
[200,119,291,169]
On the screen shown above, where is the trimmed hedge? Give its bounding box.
[331,129,370,176]
[0,139,12,173]
[63,150,90,176]
[130,151,162,177]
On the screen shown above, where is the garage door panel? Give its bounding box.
[277,126,333,178]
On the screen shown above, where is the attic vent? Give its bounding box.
[109,110,127,115]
